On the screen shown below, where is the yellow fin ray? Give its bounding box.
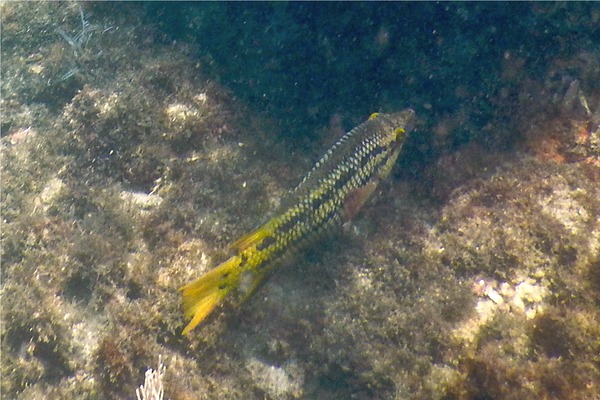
[180,255,241,335]
[181,291,221,335]
[229,226,272,251]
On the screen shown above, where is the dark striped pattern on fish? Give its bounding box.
[180,109,416,334]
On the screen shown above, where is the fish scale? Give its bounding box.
[180,109,416,334]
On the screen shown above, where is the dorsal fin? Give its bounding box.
[229,226,272,251]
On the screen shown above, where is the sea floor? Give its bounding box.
[1,3,599,399]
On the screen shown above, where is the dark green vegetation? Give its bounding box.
[2,2,599,399]
[148,3,599,150]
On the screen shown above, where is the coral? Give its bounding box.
[136,356,166,400]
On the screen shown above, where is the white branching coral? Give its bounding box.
[136,356,167,400]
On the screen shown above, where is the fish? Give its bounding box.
[180,109,416,335]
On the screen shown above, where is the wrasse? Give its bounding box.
[180,109,416,334]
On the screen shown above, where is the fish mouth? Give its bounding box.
[400,108,416,132]
[386,108,416,133]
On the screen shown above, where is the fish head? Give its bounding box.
[372,108,416,149]
[388,108,416,141]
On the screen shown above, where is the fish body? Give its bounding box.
[180,109,416,334]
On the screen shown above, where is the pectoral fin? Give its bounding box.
[343,180,379,221]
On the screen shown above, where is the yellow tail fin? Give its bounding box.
[180,255,241,335]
